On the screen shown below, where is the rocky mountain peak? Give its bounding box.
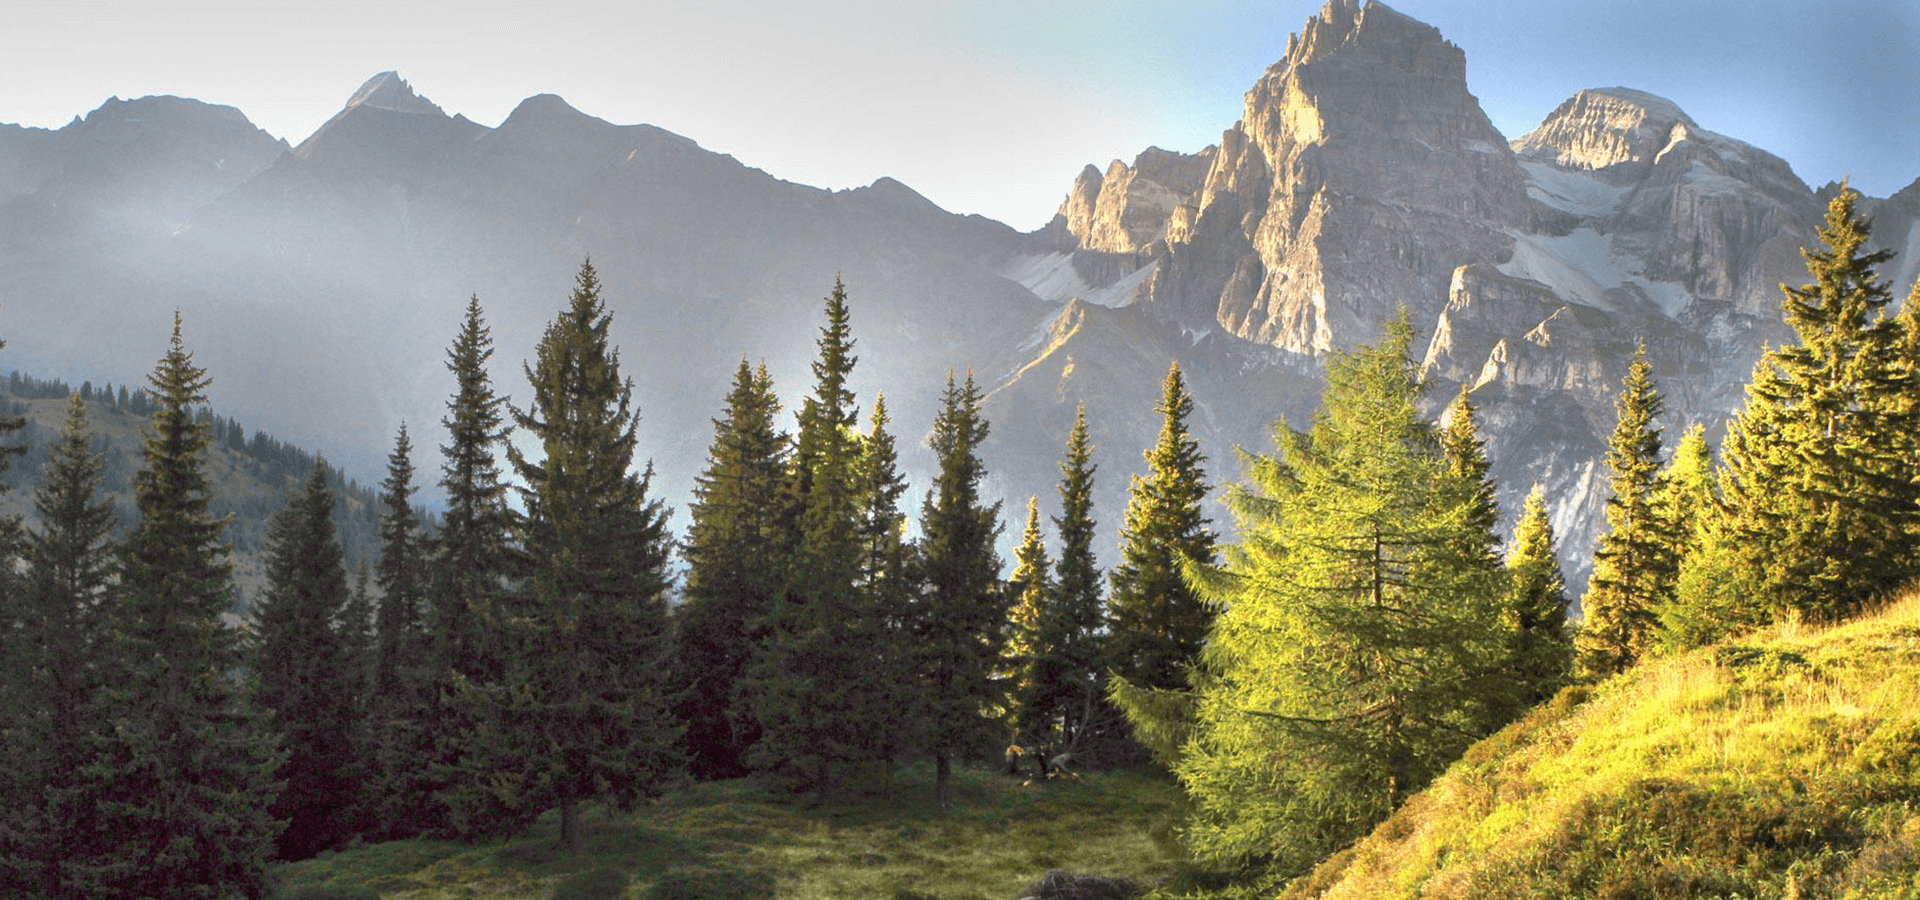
[342,71,445,118]
[1512,87,1698,175]
[1056,146,1214,254]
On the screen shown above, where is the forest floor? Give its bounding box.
[276,763,1180,900]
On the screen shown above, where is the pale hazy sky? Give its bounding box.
[6,0,1914,230]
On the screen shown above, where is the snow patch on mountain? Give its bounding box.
[1520,161,1630,218]
[1501,227,1691,318]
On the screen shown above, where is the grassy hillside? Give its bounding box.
[276,764,1178,900]
[1282,593,1920,900]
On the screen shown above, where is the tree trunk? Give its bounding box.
[935,752,952,811]
[556,793,583,854]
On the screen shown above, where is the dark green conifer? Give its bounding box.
[255,462,363,860]
[672,359,789,780]
[746,279,877,798]
[916,370,1005,810]
[1504,484,1572,708]
[368,424,434,838]
[1440,385,1501,568]
[1577,342,1672,677]
[472,260,681,852]
[1715,186,1918,622]
[78,314,282,898]
[2,394,115,897]
[426,296,514,835]
[1005,497,1058,760]
[1049,407,1112,762]
[1106,362,1215,693]
[851,395,920,791]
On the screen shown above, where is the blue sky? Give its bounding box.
[6,0,1914,230]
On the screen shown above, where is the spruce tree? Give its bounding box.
[1050,406,1111,763]
[1005,497,1056,765]
[1658,426,1751,644]
[1577,342,1673,677]
[1440,385,1501,569]
[851,395,920,791]
[78,314,281,898]
[672,359,789,780]
[746,279,878,798]
[474,260,681,852]
[916,370,1005,810]
[1107,362,1215,693]
[1504,484,1572,709]
[255,462,363,860]
[428,295,514,836]
[1716,186,1917,622]
[3,394,115,898]
[368,425,434,837]
[0,337,26,610]
[1145,313,1508,871]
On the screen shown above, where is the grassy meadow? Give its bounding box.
[276,764,1179,900]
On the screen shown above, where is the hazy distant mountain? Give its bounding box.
[2,5,1914,586]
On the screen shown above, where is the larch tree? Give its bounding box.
[473,260,681,852]
[254,462,364,860]
[672,359,789,780]
[1106,362,1216,694]
[1577,342,1673,678]
[78,314,282,899]
[916,371,1006,810]
[1147,312,1508,873]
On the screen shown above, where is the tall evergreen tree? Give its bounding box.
[1715,186,1917,622]
[1005,497,1056,762]
[1660,427,1750,649]
[672,359,789,780]
[851,395,920,791]
[1504,484,1573,709]
[1107,362,1216,693]
[1577,342,1673,677]
[1141,313,1508,872]
[2,394,116,898]
[1439,385,1501,569]
[1049,406,1112,762]
[77,315,281,898]
[467,260,681,852]
[427,295,515,835]
[746,279,880,798]
[916,371,1005,810]
[255,462,363,860]
[367,424,435,837]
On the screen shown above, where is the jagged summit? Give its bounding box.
[1513,87,1700,174]
[341,71,445,118]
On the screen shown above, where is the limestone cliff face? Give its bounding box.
[1141,0,1530,353]
[1058,147,1216,255]
[1515,87,1817,320]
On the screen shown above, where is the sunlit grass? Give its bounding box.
[277,764,1179,900]
[1283,591,1920,900]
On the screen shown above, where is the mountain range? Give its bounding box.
[4,0,1915,588]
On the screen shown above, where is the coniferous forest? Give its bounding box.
[4,188,1920,898]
